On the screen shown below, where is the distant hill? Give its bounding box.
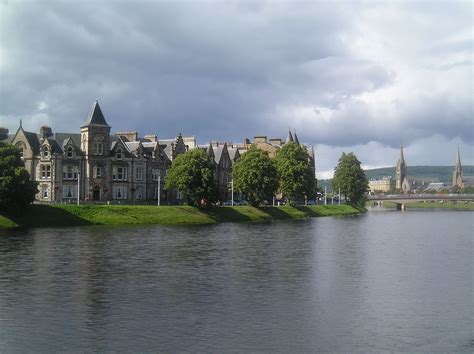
[319,165,474,191]
[364,165,474,182]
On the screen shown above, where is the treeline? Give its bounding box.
[166,141,317,207]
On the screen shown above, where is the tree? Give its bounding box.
[274,142,315,204]
[232,146,278,206]
[332,152,368,207]
[165,148,216,207]
[0,142,38,214]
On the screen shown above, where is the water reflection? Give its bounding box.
[0,211,472,352]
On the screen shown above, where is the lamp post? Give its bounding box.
[77,171,80,206]
[157,171,161,206]
[339,187,341,205]
[231,178,234,206]
[324,185,327,205]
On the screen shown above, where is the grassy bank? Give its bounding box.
[380,201,474,211]
[0,204,361,229]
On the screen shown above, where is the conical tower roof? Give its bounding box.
[82,100,110,127]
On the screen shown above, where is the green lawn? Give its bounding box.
[0,204,361,229]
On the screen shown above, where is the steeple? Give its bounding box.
[293,130,300,145]
[286,129,294,144]
[399,142,405,164]
[82,100,110,127]
[396,142,407,190]
[452,147,463,188]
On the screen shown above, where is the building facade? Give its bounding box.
[10,101,182,203]
[368,177,395,193]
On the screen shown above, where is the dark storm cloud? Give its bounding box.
[1,0,472,162]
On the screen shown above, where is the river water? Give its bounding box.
[0,209,472,352]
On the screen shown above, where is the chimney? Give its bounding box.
[40,125,53,140]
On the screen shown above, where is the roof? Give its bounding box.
[212,145,224,164]
[286,130,294,144]
[82,100,110,127]
[228,147,240,161]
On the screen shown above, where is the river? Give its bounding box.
[0,209,472,352]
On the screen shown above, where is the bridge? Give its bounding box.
[368,194,474,210]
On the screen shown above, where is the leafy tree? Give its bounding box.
[0,142,38,214]
[165,148,216,207]
[233,146,278,206]
[274,142,315,203]
[332,152,368,207]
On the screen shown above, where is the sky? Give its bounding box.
[1,0,472,178]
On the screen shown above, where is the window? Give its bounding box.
[93,166,102,178]
[63,185,77,199]
[42,185,49,199]
[152,169,160,181]
[136,167,144,181]
[42,146,50,158]
[15,143,24,159]
[116,149,122,159]
[66,146,74,158]
[93,142,103,155]
[112,167,127,181]
[62,166,78,180]
[136,186,143,200]
[41,165,51,179]
[112,185,128,199]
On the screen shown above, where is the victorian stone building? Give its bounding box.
[8,101,317,204]
[9,101,186,203]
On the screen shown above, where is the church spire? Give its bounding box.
[399,142,405,163]
[452,147,463,188]
[286,129,294,144]
[455,146,462,172]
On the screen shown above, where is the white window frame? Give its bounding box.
[93,166,102,178]
[66,146,74,158]
[136,167,144,181]
[41,165,51,179]
[112,166,127,181]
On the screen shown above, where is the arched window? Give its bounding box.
[66,146,74,158]
[116,149,122,159]
[41,146,50,158]
[15,142,24,159]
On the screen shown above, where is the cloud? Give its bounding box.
[1,0,472,169]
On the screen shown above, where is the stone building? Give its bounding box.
[368,177,395,193]
[9,101,183,203]
[395,143,410,192]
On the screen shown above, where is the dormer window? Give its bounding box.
[116,149,122,159]
[15,142,25,159]
[41,146,50,158]
[66,146,74,158]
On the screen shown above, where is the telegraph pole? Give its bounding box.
[231,178,234,206]
[339,187,341,205]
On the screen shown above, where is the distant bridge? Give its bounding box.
[368,194,474,210]
[368,194,474,203]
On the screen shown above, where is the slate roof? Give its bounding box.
[82,100,110,127]
[293,131,300,145]
[212,145,224,164]
[286,130,294,144]
[228,147,239,162]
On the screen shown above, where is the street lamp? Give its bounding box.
[77,171,80,206]
[157,170,161,206]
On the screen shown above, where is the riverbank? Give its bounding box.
[0,204,361,229]
[380,201,474,211]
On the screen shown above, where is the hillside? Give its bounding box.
[319,165,474,191]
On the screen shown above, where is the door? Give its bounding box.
[93,188,100,201]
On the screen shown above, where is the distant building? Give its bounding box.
[425,182,445,191]
[369,177,395,193]
[452,147,464,188]
[395,143,410,192]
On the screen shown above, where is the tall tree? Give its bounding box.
[232,146,278,206]
[0,142,38,214]
[165,149,216,207]
[332,152,368,207]
[274,142,315,203]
